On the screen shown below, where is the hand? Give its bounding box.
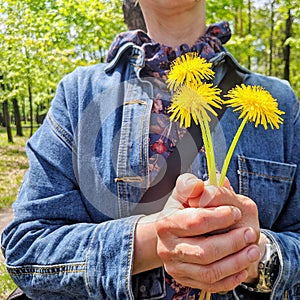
[187,174,268,284]
[155,173,261,292]
[188,177,260,234]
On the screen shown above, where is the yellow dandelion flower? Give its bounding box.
[168,83,222,128]
[225,84,285,130]
[168,83,222,186]
[219,84,285,186]
[167,52,215,91]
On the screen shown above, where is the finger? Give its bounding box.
[165,245,260,292]
[195,181,235,208]
[197,245,260,292]
[177,174,233,207]
[156,205,241,239]
[220,176,233,190]
[169,269,248,293]
[172,173,204,204]
[172,227,258,265]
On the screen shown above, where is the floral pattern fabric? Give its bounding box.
[107,22,231,300]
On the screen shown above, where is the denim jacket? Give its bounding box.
[2,42,300,300]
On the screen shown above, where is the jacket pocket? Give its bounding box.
[237,155,297,229]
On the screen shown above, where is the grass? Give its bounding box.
[0,264,17,300]
[0,126,32,300]
[0,127,30,210]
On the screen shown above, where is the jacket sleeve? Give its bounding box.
[1,69,140,300]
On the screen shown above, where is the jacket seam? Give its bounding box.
[6,262,86,276]
[85,224,101,300]
[47,111,74,152]
[127,216,144,300]
[237,169,294,182]
[294,99,300,124]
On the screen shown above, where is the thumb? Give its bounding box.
[172,173,204,205]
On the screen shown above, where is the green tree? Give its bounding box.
[0,0,125,140]
[207,0,300,97]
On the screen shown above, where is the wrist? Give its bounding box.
[133,214,163,275]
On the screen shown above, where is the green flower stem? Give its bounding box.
[219,117,248,187]
[199,120,212,182]
[199,114,217,186]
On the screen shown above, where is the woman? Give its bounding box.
[2,1,300,299]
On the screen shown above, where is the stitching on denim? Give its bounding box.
[139,99,148,183]
[116,80,129,218]
[116,76,138,217]
[122,80,133,215]
[126,226,134,300]
[126,217,140,300]
[84,224,100,300]
[293,95,300,123]
[238,156,248,195]
[7,262,85,276]
[237,169,293,182]
[143,101,151,188]
[9,269,85,276]
[238,155,295,181]
[47,112,74,152]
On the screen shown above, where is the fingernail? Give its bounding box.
[232,207,241,221]
[244,228,257,244]
[236,270,248,282]
[247,247,260,262]
[184,177,198,186]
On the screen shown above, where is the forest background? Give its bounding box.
[0,0,299,298]
[1,0,300,143]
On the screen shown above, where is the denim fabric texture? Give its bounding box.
[1,42,300,300]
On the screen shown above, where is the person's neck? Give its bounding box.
[141,2,206,48]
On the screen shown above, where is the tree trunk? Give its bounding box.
[122,0,146,32]
[3,100,13,143]
[283,8,292,81]
[238,6,243,36]
[22,99,27,124]
[0,112,4,126]
[269,0,276,76]
[247,0,252,70]
[25,48,34,136]
[27,76,34,137]
[12,98,23,137]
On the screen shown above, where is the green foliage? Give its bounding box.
[207,0,300,97]
[1,0,300,122]
[0,126,28,299]
[0,263,17,300]
[0,126,30,209]
[0,0,125,116]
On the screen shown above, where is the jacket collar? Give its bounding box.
[104,43,145,73]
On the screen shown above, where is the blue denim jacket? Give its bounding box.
[2,42,300,300]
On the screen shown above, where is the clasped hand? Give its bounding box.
[155,173,264,293]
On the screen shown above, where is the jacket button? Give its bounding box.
[140,285,146,293]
